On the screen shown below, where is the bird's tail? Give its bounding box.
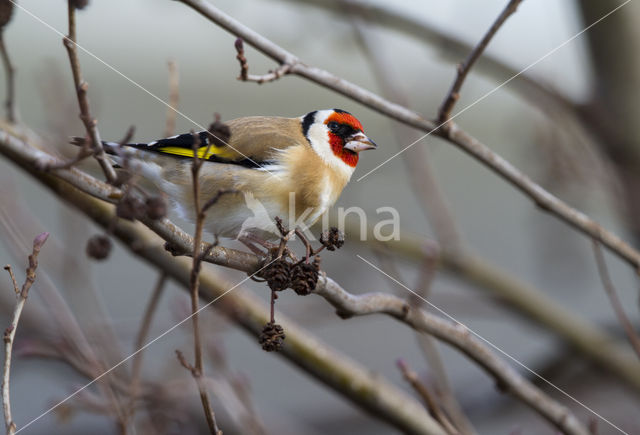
[69,137,165,179]
[69,137,157,155]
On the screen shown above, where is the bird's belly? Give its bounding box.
[201,193,288,241]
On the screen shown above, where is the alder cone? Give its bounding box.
[290,259,319,295]
[262,258,291,292]
[259,322,285,352]
[86,235,111,260]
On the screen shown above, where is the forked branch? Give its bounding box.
[438,0,524,123]
[2,232,49,435]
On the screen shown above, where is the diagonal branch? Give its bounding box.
[438,0,524,123]
[315,276,589,435]
[353,224,640,391]
[592,240,640,360]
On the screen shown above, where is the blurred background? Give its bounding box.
[0,0,639,433]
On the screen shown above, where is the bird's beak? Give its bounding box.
[344,133,377,153]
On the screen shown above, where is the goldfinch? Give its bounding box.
[102,109,376,246]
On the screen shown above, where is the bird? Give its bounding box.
[98,109,377,251]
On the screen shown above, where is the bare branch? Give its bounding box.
[175,350,222,435]
[185,131,223,434]
[315,276,589,435]
[348,6,463,250]
[438,0,524,123]
[63,1,117,183]
[3,232,49,435]
[351,223,640,390]
[592,240,640,360]
[234,38,292,83]
[397,359,459,435]
[164,59,179,138]
[0,31,16,123]
[128,272,167,419]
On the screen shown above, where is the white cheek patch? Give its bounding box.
[304,110,355,180]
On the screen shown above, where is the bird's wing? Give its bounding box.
[124,116,306,168]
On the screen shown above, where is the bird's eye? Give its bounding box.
[327,121,339,132]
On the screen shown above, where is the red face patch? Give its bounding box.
[324,111,363,167]
[328,133,359,167]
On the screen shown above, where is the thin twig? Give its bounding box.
[128,272,167,418]
[409,246,473,434]
[164,60,179,138]
[47,126,135,173]
[183,131,222,434]
[0,31,16,123]
[63,1,117,183]
[347,3,463,252]
[592,240,640,360]
[2,232,49,435]
[281,0,576,116]
[234,38,293,84]
[397,359,459,435]
[2,266,17,296]
[202,189,238,213]
[42,142,93,171]
[175,350,222,435]
[438,0,524,123]
[374,246,473,435]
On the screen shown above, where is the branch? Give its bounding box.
[234,38,293,83]
[177,0,640,272]
[396,359,458,435]
[175,351,221,435]
[184,131,223,435]
[592,240,640,360]
[355,224,640,391]
[315,276,589,435]
[128,272,167,419]
[2,232,49,435]
[281,0,577,115]
[438,0,523,123]
[349,7,462,251]
[0,31,16,124]
[164,60,179,138]
[62,1,117,183]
